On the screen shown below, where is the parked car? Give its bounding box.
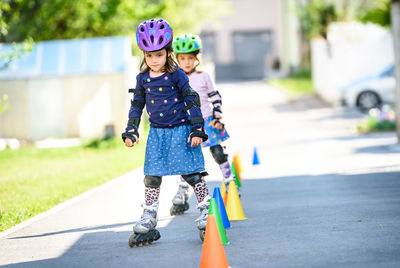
[341,65,395,112]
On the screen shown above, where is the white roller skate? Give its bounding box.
[170,182,190,215]
[196,195,211,241]
[129,201,161,248]
[132,201,159,234]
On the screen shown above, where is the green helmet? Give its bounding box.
[173,34,202,54]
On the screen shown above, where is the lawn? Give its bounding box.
[269,69,315,95]
[0,136,146,232]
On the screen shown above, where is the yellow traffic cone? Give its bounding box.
[226,181,246,221]
[221,182,226,200]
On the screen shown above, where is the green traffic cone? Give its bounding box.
[231,162,242,188]
[208,198,229,245]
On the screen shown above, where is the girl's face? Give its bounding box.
[145,49,168,73]
[177,54,197,73]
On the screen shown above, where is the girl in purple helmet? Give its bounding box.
[122,19,211,246]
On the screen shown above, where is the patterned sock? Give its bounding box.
[145,187,160,205]
[219,161,232,178]
[193,179,209,203]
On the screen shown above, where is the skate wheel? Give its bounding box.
[199,230,205,241]
[128,234,137,248]
[142,241,147,246]
[170,206,175,216]
[135,242,141,247]
[148,239,153,244]
[184,203,189,211]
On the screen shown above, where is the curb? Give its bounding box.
[0,168,142,239]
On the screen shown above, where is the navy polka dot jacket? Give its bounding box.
[126,68,204,131]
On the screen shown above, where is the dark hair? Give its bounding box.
[139,41,180,73]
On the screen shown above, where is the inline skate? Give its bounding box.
[129,201,161,247]
[196,195,211,241]
[170,181,190,215]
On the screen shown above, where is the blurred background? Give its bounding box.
[0,0,399,241]
[0,0,396,142]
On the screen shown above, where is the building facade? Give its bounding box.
[200,0,301,81]
[0,36,135,141]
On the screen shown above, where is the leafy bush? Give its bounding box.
[357,105,396,133]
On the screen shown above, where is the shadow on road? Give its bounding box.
[3,172,400,268]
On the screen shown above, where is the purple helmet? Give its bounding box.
[136,19,173,52]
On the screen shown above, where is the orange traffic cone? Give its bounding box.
[199,215,229,268]
[226,181,246,221]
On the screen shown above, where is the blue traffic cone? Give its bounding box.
[252,147,260,165]
[213,187,231,229]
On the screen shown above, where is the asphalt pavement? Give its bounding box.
[1,81,399,268]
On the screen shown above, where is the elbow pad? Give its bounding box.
[181,87,200,112]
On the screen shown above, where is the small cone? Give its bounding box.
[199,215,229,268]
[233,153,243,176]
[208,198,229,244]
[252,147,260,165]
[226,181,246,221]
[221,182,226,200]
[213,187,231,229]
[231,163,242,188]
[231,161,242,181]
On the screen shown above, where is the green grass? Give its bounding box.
[269,69,315,95]
[357,117,396,133]
[0,136,146,232]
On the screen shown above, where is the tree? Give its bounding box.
[296,0,383,69]
[0,0,33,115]
[0,1,11,114]
[1,0,231,55]
[359,0,391,27]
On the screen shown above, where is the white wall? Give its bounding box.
[28,79,65,140]
[312,22,394,104]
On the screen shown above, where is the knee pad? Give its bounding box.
[181,173,203,187]
[144,175,162,188]
[210,145,228,164]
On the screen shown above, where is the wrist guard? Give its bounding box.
[189,129,208,142]
[212,106,222,118]
[121,129,138,143]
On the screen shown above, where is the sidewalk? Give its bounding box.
[1,81,399,267]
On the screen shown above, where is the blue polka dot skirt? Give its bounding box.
[144,125,205,176]
[202,116,230,147]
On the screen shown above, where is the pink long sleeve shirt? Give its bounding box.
[187,71,222,119]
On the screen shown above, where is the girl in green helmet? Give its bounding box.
[169,33,239,216]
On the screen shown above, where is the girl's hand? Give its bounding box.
[211,115,224,130]
[125,131,139,148]
[187,128,207,147]
[213,121,223,130]
[189,136,202,147]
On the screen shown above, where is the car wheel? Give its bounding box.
[356,90,381,112]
